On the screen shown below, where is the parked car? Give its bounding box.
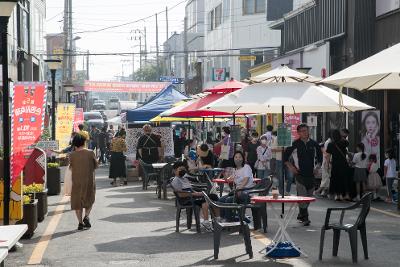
[92,102,106,110]
[84,111,105,129]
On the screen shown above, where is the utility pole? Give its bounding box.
[183,16,188,93]
[144,26,147,66]
[166,6,169,41]
[86,50,89,80]
[62,0,69,101]
[155,13,160,79]
[132,51,135,80]
[68,0,73,84]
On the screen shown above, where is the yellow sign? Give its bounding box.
[0,173,23,220]
[239,55,257,61]
[56,103,76,150]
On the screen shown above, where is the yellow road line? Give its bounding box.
[28,196,69,265]
[371,207,400,218]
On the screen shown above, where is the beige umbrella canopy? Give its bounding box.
[249,65,321,83]
[201,82,374,114]
[322,43,400,90]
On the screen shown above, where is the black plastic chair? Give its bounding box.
[202,192,253,260]
[319,192,373,263]
[157,163,173,199]
[139,160,158,190]
[170,184,201,233]
[243,179,273,233]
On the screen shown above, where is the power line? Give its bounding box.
[72,0,186,34]
[43,46,279,57]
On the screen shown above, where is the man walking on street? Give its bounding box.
[98,126,108,164]
[284,124,322,226]
[90,125,100,156]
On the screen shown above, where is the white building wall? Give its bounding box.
[203,0,281,88]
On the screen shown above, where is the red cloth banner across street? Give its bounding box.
[11,82,47,183]
[74,108,84,132]
[74,81,169,93]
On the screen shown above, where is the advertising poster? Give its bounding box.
[361,110,380,166]
[56,104,76,150]
[11,82,47,183]
[284,113,302,141]
[73,108,84,132]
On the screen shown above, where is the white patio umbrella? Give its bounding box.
[201,82,373,209]
[250,65,321,83]
[322,43,400,90]
[200,82,374,114]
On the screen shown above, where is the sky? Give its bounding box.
[45,0,186,81]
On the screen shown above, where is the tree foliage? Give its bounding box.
[133,65,162,82]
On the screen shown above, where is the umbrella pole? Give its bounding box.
[202,117,205,141]
[281,105,285,216]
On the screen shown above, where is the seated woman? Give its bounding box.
[218,151,254,221]
[170,161,219,230]
[197,143,215,169]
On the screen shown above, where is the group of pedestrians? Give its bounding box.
[318,128,396,203]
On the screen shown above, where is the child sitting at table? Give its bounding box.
[170,161,219,231]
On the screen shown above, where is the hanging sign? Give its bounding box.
[73,108,84,132]
[277,123,292,147]
[56,103,76,150]
[11,82,47,183]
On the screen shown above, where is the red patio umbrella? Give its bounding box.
[204,78,248,94]
[168,92,235,117]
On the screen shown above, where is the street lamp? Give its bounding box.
[0,0,18,225]
[44,59,62,141]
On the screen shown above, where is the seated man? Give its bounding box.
[171,161,219,230]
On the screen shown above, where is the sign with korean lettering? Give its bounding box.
[73,108,84,132]
[11,82,47,183]
[36,140,59,151]
[56,104,75,150]
[284,113,302,141]
[159,76,184,84]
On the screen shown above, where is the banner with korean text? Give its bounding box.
[73,108,84,132]
[56,104,75,150]
[284,113,302,141]
[11,82,47,183]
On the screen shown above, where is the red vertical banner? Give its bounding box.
[284,113,302,141]
[73,108,84,132]
[11,82,47,183]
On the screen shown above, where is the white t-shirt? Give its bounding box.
[234,164,254,189]
[384,158,397,178]
[352,152,369,168]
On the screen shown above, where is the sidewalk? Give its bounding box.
[6,167,400,267]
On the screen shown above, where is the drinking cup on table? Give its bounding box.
[272,189,279,199]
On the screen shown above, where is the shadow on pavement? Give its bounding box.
[95,231,246,255]
[22,230,78,245]
[100,210,173,223]
[183,255,295,267]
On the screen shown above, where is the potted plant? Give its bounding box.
[19,195,38,239]
[47,162,61,195]
[23,183,47,222]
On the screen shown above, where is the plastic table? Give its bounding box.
[251,196,316,257]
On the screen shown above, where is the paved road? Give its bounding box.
[6,167,400,267]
